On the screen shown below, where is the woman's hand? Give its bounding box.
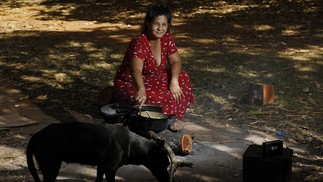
[169,80,184,103]
[135,89,147,108]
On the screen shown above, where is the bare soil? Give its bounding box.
[0,0,322,181]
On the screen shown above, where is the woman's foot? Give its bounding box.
[168,119,186,132]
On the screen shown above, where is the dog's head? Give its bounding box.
[145,139,176,182]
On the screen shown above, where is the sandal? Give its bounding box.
[168,119,186,132]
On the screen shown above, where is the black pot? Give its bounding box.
[132,104,163,113]
[131,110,169,133]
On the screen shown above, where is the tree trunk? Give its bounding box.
[239,83,275,106]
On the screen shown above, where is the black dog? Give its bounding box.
[26,122,174,182]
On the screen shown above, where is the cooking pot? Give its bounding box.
[101,103,170,132]
[132,104,163,113]
[131,110,170,133]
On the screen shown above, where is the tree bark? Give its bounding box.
[239,83,275,106]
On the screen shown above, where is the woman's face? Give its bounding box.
[148,15,168,39]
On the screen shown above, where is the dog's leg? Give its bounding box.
[104,169,116,182]
[95,165,105,182]
[38,157,61,182]
[96,165,117,182]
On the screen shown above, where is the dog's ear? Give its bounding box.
[155,138,165,147]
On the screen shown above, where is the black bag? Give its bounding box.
[243,144,293,182]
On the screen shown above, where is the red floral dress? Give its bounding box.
[113,32,194,119]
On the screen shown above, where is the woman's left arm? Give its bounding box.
[168,52,184,102]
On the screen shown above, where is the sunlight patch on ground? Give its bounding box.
[244,130,278,145]
[222,36,239,43]
[178,171,220,182]
[206,92,230,105]
[282,25,305,36]
[278,46,323,62]
[21,75,47,83]
[57,163,97,181]
[207,143,240,157]
[296,65,316,72]
[198,141,246,163]
[95,62,114,69]
[191,38,217,44]
[108,34,134,43]
[0,145,27,170]
[195,3,255,16]
[253,24,274,31]
[239,71,259,78]
[186,123,213,133]
[67,41,84,47]
[108,53,124,60]
[0,1,141,34]
[81,63,107,71]
[177,47,195,57]
[204,67,226,73]
[20,71,74,90]
[116,165,155,181]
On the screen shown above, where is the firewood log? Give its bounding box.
[157,129,193,156]
[239,83,275,106]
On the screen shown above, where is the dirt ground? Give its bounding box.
[0,0,322,181]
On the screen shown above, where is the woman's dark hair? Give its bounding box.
[142,4,173,34]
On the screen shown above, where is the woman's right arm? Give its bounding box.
[130,57,146,107]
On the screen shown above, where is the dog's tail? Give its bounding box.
[26,137,41,182]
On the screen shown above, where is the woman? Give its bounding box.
[113,4,194,130]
